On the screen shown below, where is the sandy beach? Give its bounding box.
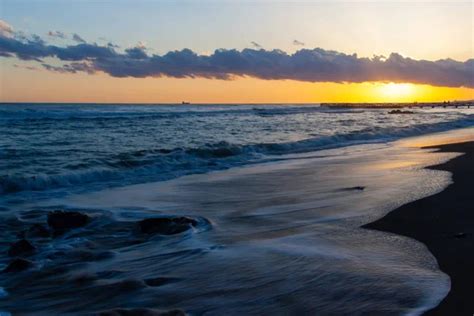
[365,141,474,315]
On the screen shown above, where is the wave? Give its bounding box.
[1,115,473,195]
[0,105,325,122]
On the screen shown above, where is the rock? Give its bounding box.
[340,186,366,191]
[8,239,35,257]
[138,217,197,235]
[388,109,414,114]
[3,258,33,273]
[47,210,90,234]
[27,224,50,238]
[454,232,467,239]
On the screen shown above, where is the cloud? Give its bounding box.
[250,41,262,49]
[107,42,120,48]
[13,63,38,71]
[0,20,14,38]
[42,61,96,74]
[0,33,50,61]
[50,43,116,61]
[0,21,472,88]
[48,31,66,39]
[293,39,305,46]
[72,33,86,43]
[125,45,148,59]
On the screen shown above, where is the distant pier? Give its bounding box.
[321,101,473,109]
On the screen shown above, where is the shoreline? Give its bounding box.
[1,129,473,314]
[363,141,474,315]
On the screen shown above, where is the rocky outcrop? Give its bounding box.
[138,217,198,235]
[3,258,33,273]
[47,210,91,234]
[8,239,35,257]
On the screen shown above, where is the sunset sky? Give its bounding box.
[0,0,473,103]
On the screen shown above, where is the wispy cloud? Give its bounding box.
[13,63,38,71]
[72,33,86,43]
[1,20,473,88]
[250,41,262,49]
[42,61,95,74]
[293,39,305,46]
[48,31,66,39]
[107,42,120,48]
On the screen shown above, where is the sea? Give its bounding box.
[0,103,473,315]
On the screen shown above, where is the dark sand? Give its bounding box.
[364,141,474,315]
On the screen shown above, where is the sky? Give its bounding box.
[0,0,473,103]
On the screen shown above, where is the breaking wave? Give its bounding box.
[1,112,473,195]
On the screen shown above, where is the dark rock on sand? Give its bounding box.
[98,308,185,316]
[27,223,50,238]
[8,239,35,257]
[3,258,33,272]
[340,186,365,191]
[47,210,90,234]
[454,232,467,239]
[138,217,197,235]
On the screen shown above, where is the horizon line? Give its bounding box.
[1,100,473,105]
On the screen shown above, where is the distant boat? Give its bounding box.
[181,101,190,105]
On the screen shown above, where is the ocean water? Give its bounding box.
[0,103,472,201]
[0,103,473,315]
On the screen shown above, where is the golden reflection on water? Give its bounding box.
[369,160,420,171]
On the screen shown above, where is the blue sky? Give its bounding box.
[0,0,472,103]
[2,0,472,60]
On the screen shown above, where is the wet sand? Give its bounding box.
[364,141,474,315]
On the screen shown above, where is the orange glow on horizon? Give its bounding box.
[1,63,473,104]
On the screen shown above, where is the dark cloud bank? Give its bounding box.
[1,22,473,88]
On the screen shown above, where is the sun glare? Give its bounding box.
[377,83,416,101]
